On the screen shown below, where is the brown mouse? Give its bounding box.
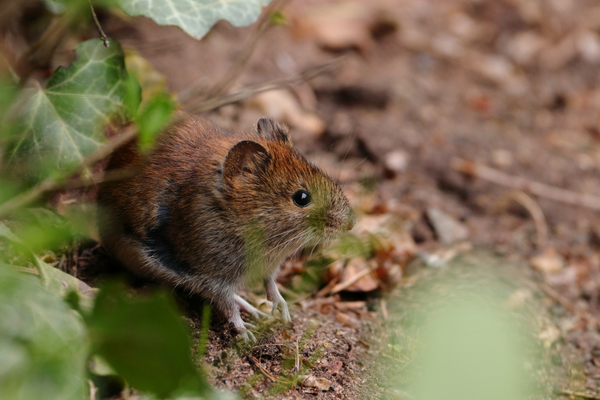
[97,115,355,340]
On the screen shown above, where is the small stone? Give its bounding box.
[530,248,564,274]
[491,149,513,167]
[302,375,332,391]
[384,150,409,173]
[426,207,469,245]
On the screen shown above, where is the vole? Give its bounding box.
[97,115,355,340]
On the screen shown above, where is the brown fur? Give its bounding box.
[97,115,355,340]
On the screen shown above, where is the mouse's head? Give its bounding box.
[221,118,355,260]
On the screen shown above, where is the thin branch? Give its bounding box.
[178,0,290,106]
[250,356,278,382]
[89,2,110,48]
[452,158,600,211]
[494,190,548,249]
[331,267,372,294]
[0,125,137,218]
[183,57,344,114]
[60,166,140,190]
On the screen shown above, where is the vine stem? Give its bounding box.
[0,125,137,219]
[89,1,110,48]
[183,57,344,114]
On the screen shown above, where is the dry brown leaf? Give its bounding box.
[333,258,378,293]
[291,2,377,51]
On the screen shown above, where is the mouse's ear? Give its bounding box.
[257,117,291,143]
[223,140,270,183]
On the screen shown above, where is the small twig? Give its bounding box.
[88,379,98,400]
[295,339,300,372]
[178,0,290,105]
[315,274,340,297]
[538,282,598,327]
[182,57,344,114]
[59,166,139,190]
[557,389,600,399]
[539,283,577,314]
[0,125,137,218]
[250,356,278,382]
[380,298,388,320]
[380,352,404,363]
[89,1,110,48]
[453,158,600,211]
[331,267,372,294]
[495,190,548,249]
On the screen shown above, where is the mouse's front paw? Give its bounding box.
[239,328,256,342]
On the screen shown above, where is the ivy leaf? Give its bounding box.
[118,0,273,40]
[8,38,139,178]
[0,263,88,400]
[87,282,209,398]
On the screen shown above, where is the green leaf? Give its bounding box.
[117,0,274,40]
[136,92,174,151]
[35,257,98,314]
[87,281,208,398]
[0,220,96,312]
[8,38,138,178]
[11,208,77,255]
[0,263,88,400]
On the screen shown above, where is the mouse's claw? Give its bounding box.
[271,298,291,323]
[234,294,270,319]
[240,328,256,342]
[266,277,292,323]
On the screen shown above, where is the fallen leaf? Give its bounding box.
[333,258,378,293]
[292,2,377,51]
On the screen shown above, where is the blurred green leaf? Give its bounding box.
[411,294,533,400]
[0,263,88,400]
[12,208,77,255]
[123,74,143,117]
[35,256,98,313]
[136,93,174,151]
[124,48,168,108]
[87,281,207,398]
[117,0,274,40]
[7,38,138,179]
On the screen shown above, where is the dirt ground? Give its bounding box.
[64,0,600,398]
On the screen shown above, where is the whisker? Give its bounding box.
[265,231,306,257]
[337,129,358,185]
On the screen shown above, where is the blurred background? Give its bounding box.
[3,0,600,398]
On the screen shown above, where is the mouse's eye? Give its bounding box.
[292,190,312,207]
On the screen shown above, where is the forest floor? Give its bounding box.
[59,0,600,398]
